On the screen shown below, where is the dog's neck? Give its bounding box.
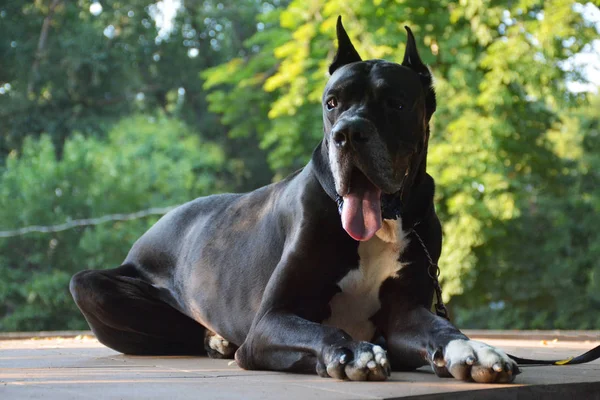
[310,140,435,228]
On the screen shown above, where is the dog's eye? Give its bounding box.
[326,97,338,110]
[387,99,404,110]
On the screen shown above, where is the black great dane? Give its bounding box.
[70,17,519,383]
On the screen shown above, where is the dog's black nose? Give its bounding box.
[332,126,369,148]
[333,129,348,147]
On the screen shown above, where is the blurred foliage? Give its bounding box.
[0,0,274,189]
[0,0,599,330]
[0,115,226,330]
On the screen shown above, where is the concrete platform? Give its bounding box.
[1,334,599,399]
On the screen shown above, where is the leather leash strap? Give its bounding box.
[508,345,600,366]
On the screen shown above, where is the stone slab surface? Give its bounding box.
[1,335,599,399]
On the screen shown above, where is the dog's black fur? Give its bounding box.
[70,17,519,383]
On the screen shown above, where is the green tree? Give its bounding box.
[0,0,275,189]
[0,0,283,331]
[0,115,226,331]
[456,94,600,329]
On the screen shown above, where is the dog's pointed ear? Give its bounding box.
[402,26,436,121]
[402,26,428,75]
[329,16,362,75]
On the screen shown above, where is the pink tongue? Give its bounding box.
[341,174,382,241]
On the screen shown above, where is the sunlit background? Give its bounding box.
[0,0,599,332]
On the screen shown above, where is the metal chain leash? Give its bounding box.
[409,225,450,321]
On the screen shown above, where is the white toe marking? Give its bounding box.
[445,339,513,368]
[354,346,388,370]
[209,334,230,355]
[356,350,374,368]
[445,339,475,367]
[373,346,385,363]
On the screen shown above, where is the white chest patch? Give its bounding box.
[323,218,410,341]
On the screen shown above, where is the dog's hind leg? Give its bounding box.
[70,264,206,355]
[204,330,237,359]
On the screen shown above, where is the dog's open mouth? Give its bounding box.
[339,168,383,242]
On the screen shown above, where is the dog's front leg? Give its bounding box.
[233,237,391,380]
[235,310,390,380]
[380,306,520,383]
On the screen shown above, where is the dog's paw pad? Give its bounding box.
[441,339,519,383]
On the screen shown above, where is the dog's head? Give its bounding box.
[323,17,436,242]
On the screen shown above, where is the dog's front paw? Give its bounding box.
[434,339,520,383]
[317,341,391,381]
